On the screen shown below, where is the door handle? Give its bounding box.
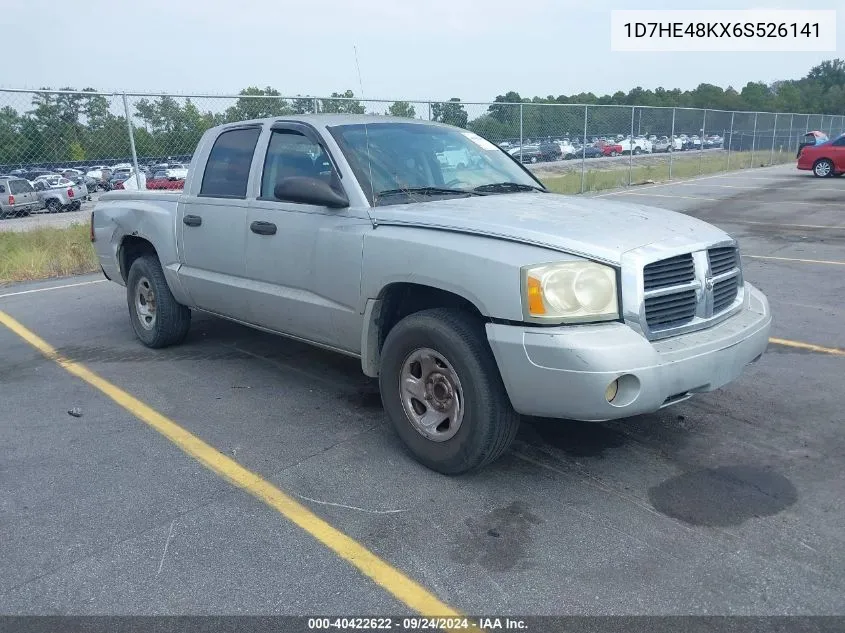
[250,221,277,235]
[183,214,202,227]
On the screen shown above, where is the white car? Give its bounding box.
[165,164,189,180]
[617,137,651,155]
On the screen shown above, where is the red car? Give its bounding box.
[146,177,185,190]
[145,170,186,190]
[797,133,845,177]
[598,141,623,157]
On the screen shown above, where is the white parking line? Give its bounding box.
[730,220,843,230]
[0,279,106,299]
[746,255,845,266]
[614,191,839,207]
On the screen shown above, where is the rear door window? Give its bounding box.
[200,127,262,199]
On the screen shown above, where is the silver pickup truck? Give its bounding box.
[92,115,772,474]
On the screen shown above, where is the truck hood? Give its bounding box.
[370,192,729,264]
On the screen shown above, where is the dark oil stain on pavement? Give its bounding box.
[519,417,627,458]
[649,465,797,527]
[449,501,543,572]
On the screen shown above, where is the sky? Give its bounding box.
[3,0,844,102]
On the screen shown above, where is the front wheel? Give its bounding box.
[633,147,642,155]
[46,199,61,213]
[379,308,520,475]
[126,255,191,348]
[813,159,834,177]
[610,151,618,157]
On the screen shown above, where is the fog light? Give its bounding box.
[605,379,619,403]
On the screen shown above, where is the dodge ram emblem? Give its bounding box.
[704,276,714,291]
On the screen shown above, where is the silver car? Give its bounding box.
[0,177,42,218]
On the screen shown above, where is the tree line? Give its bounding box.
[1,59,843,167]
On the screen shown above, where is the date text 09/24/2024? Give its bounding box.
[306,617,527,630]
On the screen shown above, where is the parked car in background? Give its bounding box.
[537,142,562,162]
[509,144,542,163]
[579,144,604,158]
[146,170,186,190]
[599,141,623,157]
[652,136,673,153]
[165,163,189,179]
[617,137,651,155]
[0,177,42,218]
[797,132,845,177]
[33,177,86,212]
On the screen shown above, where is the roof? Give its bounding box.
[216,113,446,131]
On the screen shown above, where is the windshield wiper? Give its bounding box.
[376,186,478,198]
[472,182,545,193]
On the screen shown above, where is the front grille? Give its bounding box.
[708,247,737,275]
[643,254,695,290]
[713,277,739,313]
[644,289,697,328]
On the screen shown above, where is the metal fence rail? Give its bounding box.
[1,88,843,194]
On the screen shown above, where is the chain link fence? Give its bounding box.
[2,88,844,195]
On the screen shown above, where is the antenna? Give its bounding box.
[353,45,377,213]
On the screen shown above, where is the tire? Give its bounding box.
[70,201,82,211]
[610,151,618,157]
[45,199,61,213]
[379,308,520,475]
[633,147,642,155]
[126,255,191,348]
[813,159,834,178]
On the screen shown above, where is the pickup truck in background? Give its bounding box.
[33,177,86,212]
[92,115,772,474]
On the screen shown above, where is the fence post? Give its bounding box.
[122,92,142,190]
[580,104,588,193]
[788,113,794,155]
[770,112,778,165]
[699,109,707,175]
[669,107,676,180]
[313,97,319,114]
[628,106,635,186]
[750,112,758,167]
[427,102,431,121]
[519,103,524,165]
[726,111,735,171]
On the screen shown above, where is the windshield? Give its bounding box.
[328,122,544,206]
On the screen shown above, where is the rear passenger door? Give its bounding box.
[176,126,261,319]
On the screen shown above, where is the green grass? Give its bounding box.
[0,223,98,284]
[541,150,795,194]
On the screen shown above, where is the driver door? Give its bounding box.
[244,124,371,352]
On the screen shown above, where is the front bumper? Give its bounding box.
[486,282,771,421]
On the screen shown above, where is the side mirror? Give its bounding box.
[274,176,349,209]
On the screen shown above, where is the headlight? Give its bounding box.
[522,261,619,323]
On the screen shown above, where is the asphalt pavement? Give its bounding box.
[0,163,843,617]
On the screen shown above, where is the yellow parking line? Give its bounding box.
[0,310,470,622]
[747,255,845,266]
[769,337,845,356]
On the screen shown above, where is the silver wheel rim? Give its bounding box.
[399,347,464,442]
[134,276,157,331]
[816,161,831,176]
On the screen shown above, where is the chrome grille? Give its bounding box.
[713,277,739,313]
[635,242,744,340]
[643,254,695,290]
[708,247,738,276]
[644,289,697,327]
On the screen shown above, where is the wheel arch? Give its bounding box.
[361,282,485,377]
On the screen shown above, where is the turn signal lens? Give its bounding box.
[527,276,546,315]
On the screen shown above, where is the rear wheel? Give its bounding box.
[633,147,642,155]
[379,308,520,475]
[46,199,61,213]
[126,255,191,348]
[813,159,834,177]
